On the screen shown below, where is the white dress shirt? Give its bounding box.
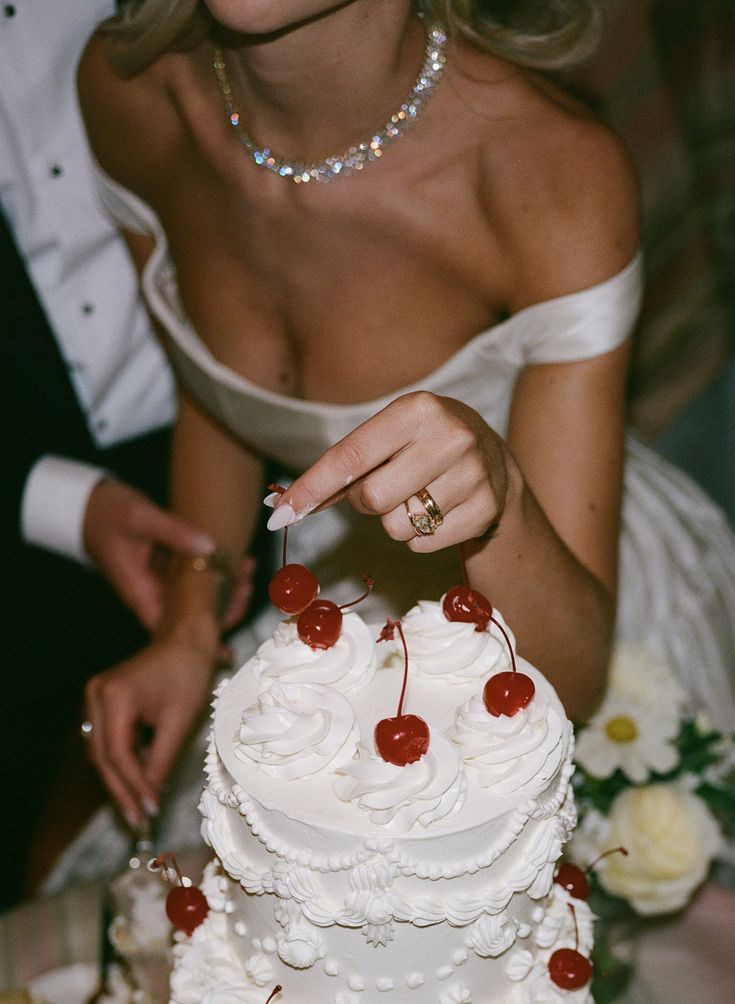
[0,0,175,563]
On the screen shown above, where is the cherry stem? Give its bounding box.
[567,902,580,952]
[338,574,375,610]
[153,851,184,887]
[266,484,289,567]
[459,543,469,585]
[490,614,517,673]
[394,620,409,718]
[264,988,283,1004]
[586,846,628,873]
[281,526,288,567]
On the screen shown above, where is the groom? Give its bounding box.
[1,0,218,910]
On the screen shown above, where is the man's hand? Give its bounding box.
[83,479,217,630]
[83,630,217,825]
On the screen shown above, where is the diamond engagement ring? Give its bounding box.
[80,720,94,738]
[405,488,444,536]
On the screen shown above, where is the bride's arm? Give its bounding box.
[464,339,631,715]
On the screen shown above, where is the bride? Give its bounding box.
[72,0,734,857]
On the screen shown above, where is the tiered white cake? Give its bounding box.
[170,599,593,1003]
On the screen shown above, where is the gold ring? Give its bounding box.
[405,487,444,536]
[80,720,94,739]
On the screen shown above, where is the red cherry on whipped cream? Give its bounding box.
[374,713,430,767]
[442,585,492,632]
[152,851,209,937]
[483,670,535,717]
[374,619,430,766]
[165,884,210,937]
[297,575,374,650]
[554,862,591,901]
[548,947,593,990]
[297,598,342,649]
[555,847,629,900]
[268,563,319,615]
[548,902,592,990]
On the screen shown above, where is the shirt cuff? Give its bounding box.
[21,456,108,565]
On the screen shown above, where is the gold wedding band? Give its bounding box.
[405,487,444,536]
[80,720,94,739]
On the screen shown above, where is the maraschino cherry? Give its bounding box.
[442,585,493,632]
[266,485,320,615]
[152,852,209,937]
[443,584,536,717]
[297,575,374,650]
[374,619,430,766]
[264,987,283,1003]
[483,670,535,718]
[555,847,628,901]
[548,903,592,990]
[269,563,319,615]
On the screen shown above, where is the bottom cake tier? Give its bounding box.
[171,856,594,1004]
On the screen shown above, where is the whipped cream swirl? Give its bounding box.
[450,683,565,795]
[334,729,466,832]
[252,612,376,692]
[399,598,515,680]
[235,681,359,780]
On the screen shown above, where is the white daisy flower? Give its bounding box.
[575,694,680,783]
[606,645,686,716]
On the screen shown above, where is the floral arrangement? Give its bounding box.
[568,646,735,1001]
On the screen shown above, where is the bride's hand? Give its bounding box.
[267,392,516,550]
[83,629,218,827]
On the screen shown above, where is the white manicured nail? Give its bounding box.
[267,503,298,531]
[263,492,281,508]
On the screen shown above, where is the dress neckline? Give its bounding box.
[99,165,642,418]
[162,250,642,418]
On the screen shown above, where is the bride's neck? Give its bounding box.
[216,1,422,161]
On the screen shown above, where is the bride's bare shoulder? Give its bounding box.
[77,30,190,195]
[448,44,640,307]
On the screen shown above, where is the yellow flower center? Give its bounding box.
[605,715,639,743]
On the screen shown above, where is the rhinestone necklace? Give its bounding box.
[212,22,447,184]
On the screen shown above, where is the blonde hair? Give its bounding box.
[106,0,601,76]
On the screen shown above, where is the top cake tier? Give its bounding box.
[211,599,572,849]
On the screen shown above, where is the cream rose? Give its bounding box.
[597,783,722,915]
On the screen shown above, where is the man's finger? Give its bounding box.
[139,504,215,556]
[143,711,192,791]
[104,703,160,816]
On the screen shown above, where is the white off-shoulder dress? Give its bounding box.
[45,171,735,889]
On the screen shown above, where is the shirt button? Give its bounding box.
[95,418,108,434]
[3,6,16,17]
[82,302,95,315]
[50,164,63,178]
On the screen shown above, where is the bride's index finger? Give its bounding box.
[265,402,416,531]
